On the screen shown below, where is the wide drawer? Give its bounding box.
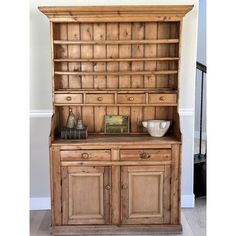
[118,94,145,104]
[120,149,171,161]
[148,93,177,104]
[61,150,111,161]
[54,94,83,104]
[86,94,115,104]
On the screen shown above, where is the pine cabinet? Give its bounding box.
[39,5,193,235]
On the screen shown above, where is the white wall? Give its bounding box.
[30,0,199,209]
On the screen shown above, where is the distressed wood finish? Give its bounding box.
[51,147,62,226]
[121,165,171,224]
[39,5,193,234]
[62,166,111,225]
[39,5,193,22]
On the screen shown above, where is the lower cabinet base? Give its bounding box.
[50,224,182,235]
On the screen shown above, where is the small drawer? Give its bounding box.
[120,149,171,161]
[61,150,111,161]
[149,94,177,104]
[118,94,145,104]
[86,94,115,104]
[54,94,83,104]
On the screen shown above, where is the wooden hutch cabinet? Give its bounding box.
[39,5,193,234]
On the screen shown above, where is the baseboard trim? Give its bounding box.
[30,194,195,210]
[30,197,51,210]
[181,194,195,208]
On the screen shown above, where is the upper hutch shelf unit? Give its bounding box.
[39,5,193,235]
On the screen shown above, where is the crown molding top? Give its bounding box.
[38,5,193,22]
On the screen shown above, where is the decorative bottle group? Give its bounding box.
[66,108,84,130]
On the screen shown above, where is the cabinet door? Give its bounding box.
[61,166,111,225]
[121,165,171,224]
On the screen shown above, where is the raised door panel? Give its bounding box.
[62,166,111,225]
[121,165,171,224]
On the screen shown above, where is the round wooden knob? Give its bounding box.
[146,154,151,159]
[97,97,103,101]
[66,96,72,101]
[140,152,150,159]
[105,184,111,190]
[159,96,165,101]
[81,153,89,159]
[128,97,134,101]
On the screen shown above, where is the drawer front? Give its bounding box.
[54,94,83,104]
[149,94,177,104]
[118,94,145,104]
[86,94,114,104]
[61,150,111,161]
[120,149,171,161]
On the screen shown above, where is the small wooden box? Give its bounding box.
[104,115,129,134]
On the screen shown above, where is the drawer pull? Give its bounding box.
[81,152,89,159]
[97,97,103,101]
[105,184,111,190]
[128,97,134,101]
[140,152,151,159]
[66,96,72,101]
[159,96,166,101]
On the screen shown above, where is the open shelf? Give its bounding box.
[54,57,179,62]
[51,134,181,146]
[54,88,178,93]
[54,70,178,76]
[54,39,179,45]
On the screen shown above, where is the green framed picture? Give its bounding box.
[104,115,129,134]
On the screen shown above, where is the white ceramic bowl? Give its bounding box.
[142,120,170,137]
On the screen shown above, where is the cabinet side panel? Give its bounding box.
[49,147,55,225]
[61,166,69,225]
[170,144,181,224]
[51,147,62,225]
